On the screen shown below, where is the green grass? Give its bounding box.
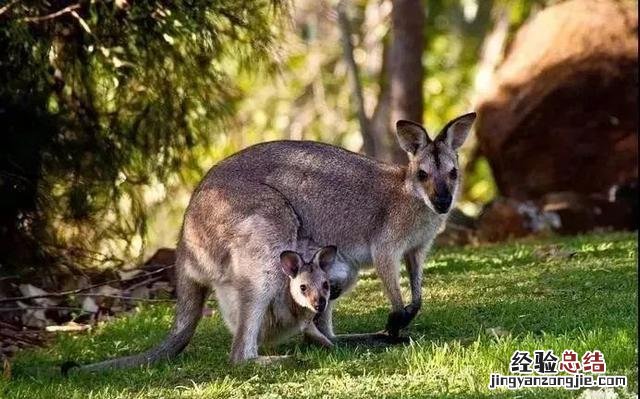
[2,232,637,398]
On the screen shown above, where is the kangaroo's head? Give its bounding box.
[396,112,476,214]
[279,245,336,313]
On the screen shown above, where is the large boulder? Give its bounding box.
[476,0,638,201]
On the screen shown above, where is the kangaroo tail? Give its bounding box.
[67,274,207,374]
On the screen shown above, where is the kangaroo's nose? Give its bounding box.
[433,193,452,214]
[314,297,327,312]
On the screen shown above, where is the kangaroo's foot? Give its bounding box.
[385,303,420,337]
[303,322,335,348]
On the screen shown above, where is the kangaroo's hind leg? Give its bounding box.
[195,179,301,364]
[229,281,272,363]
[212,283,241,335]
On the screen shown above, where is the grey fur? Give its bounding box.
[74,112,475,371]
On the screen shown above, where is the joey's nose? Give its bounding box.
[314,297,327,312]
[433,194,452,214]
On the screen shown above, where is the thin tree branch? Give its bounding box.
[0,327,48,346]
[369,34,392,160]
[0,0,19,17]
[0,265,174,304]
[77,294,176,302]
[121,275,164,293]
[0,321,21,331]
[0,306,85,313]
[70,9,92,33]
[336,0,375,156]
[22,4,81,22]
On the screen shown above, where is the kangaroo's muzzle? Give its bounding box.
[314,297,327,312]
[432,192,452,214]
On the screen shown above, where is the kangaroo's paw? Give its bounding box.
[385,304,419,337]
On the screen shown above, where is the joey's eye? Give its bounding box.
[449,168,458,180]
[300,284,307,293]
[417,170,429,181]
[322,281,329,290]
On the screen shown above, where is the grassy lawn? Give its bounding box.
[2,232,637,398]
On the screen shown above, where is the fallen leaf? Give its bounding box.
[129,285,150,300]
[117,269,142,280]
[18,284,59,307]
[96,285,121,296]
[81,297,99,313]
[91,285,122,308]
[19,307,48,329]
[45,321,91,333]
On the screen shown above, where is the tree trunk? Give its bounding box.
[338,0,426,164]
[369,37,391,161]
[387,0,425,164]
[337,1,374,156]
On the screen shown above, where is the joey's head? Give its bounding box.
[396,112,476,214]
[279,246,336,313]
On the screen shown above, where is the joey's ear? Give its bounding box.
[396,120,430,155]
[313,245,337,272]
[280,251,303,278]
[438,112,476,150]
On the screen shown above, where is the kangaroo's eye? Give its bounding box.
[417,170,429,181]
[300,284,307,293]
[449,168,458,180]
[323,281,329,290]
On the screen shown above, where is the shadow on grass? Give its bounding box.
[337,260,635,339]
[5,233,636,398]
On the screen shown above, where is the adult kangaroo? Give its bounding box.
[71,112,475,371]
[221,113,476,343]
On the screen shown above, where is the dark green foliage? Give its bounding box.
[0,0,283,273]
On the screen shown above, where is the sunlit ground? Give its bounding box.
[3,232,637,399]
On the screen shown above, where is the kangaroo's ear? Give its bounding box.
[438,112,476,150]
[396,120,431,155]
[280,251,303,278]
[313,245,337,272]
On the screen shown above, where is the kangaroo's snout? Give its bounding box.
[314,297,327,312]
[432,192,452,214]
